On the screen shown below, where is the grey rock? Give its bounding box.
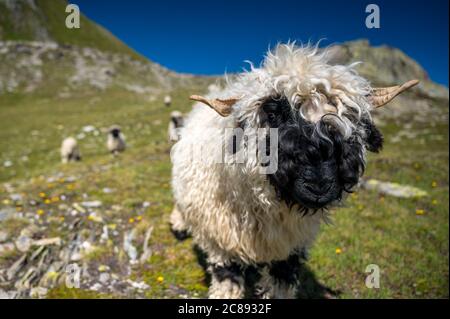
[0,207,15,221]
[7,254,27,280]
[15,235,32,252]
[361,179,428,198]
[29,287,48,299]
[81,200,102,208]
[0,230,9,243]
[99,273,110,284]
[123,229,138,264]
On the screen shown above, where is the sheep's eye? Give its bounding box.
[267,113,276,121]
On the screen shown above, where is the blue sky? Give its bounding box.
[72,0,449,86]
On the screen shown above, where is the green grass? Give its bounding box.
[0,89,448,299]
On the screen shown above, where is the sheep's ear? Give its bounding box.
[368,79,419,108]
[190,95,240,117]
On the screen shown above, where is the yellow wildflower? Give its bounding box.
[335,248,342,255]
[416,209,425,215]
[157,276,164,283]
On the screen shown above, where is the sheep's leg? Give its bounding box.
[169,205,190,240]
[208,261,246,299]
[255,252,304,299]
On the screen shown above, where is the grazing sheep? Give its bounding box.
[107,125,126,155]
[168,111,184,142]
[164,95,172,107]
[170,43,418,298]
[61,137,81,163]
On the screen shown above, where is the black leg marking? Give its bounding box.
[211,262,244,285]
[269,252,302,286]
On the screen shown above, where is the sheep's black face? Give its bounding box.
[260,96,383,211]
[110,128,120,138]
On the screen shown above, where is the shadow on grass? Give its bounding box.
[192,244,340,299]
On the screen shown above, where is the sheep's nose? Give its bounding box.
[305,183,332,197]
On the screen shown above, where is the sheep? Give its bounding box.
[168,111,184,142]
[107,125,126,155]
[170,43,419,299]
[60,137,81,163]
[164,95,172,107]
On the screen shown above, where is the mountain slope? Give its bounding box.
[0,0,140,58]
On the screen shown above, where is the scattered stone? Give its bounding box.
[10,194,23,202]
[82,125,97,133]
[29,287,48,299]
[140,226,153,264]
[72,203,87,214]
[126,279,150,290]
[20,225,39,238]
[81,201,102,208]
[142,201,151,208]
[0,230,9,243]
[100,225,109,243]
[15,236,32,252]
[123,229,138,264]
[7,254,27,280]
[3,160,13,168]
[102,187,114,194]
[361,179,428,198]
[99,272,110,284]
[0,289,17,299]
[89,283,102,291]
[0,208,15,221]
[33,237,61,247]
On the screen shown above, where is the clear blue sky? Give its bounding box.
[72,0,449,86]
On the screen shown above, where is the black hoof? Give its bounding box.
[170,227,190,241]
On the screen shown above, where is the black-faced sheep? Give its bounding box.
[168,111,184,142]
[61,137,81,163]
[107,125,126,155]
[170,43,418,298]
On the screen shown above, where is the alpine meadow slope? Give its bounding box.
[0,0,448,299]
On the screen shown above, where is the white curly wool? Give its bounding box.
[171,43,372,267]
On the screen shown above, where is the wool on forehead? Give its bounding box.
[223,42,373,138]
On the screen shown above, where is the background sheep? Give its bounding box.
[107,125,126,155]
[60,137,81,163]
[170,43,418,298]
[168,111,184,142]
[164,95,172,107]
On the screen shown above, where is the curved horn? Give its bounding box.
[190,95,240,117]
[369,79,419,108]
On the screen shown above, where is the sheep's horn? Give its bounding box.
[190,95,240,117]
[369,79,419,108]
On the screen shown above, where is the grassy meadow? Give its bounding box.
[0,88,448,299]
